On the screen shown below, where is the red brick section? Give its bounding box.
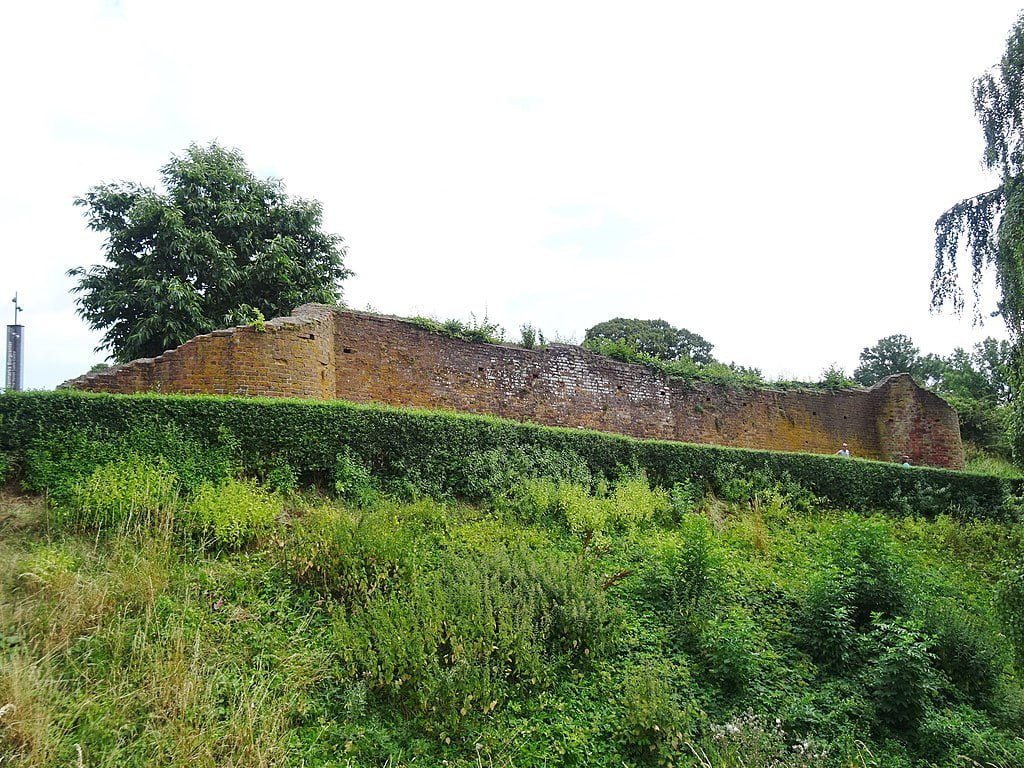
[62,305,965,469]
[62,305,337,400]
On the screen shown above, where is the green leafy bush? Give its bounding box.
[698,607,766,698]
[643,516,723,637]
[798,519,910,668]
[332,543,615,734]
[251,454,300,496]
[501,477,561,524]
[608,472,671,528]
[864,616,937,733]
[503,479,597,534]
[20,418,234,506]
[997,555,1024,671]
[333,448,379,507]
[283,507,418,604]
[669,479,703,517]
[406,312,504,344]
[923,599,1011,709]
[500,474,673,542]
[182,478,281,547]
[59,457,177,532]
[457,445,592,503]
[615,661,688,763]
[559,482,608,538]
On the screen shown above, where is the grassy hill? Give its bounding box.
[1,392,1023,767]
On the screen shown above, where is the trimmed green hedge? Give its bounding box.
[0,391,1017,518]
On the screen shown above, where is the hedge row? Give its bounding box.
[0,391,1017,518]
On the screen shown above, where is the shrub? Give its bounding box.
[799,598,859,672]
[503,474,671,538]
[996,555,1024,671]
[923,599,1010,709]
[712,462,763,504]
[502,477,561,524]
[20,419,234,506]
[517,543,618,657]
[333,449,379,507]
[22,429,121,505]
[669,479,703,518]
[698,607,765,698]
[113,420,237,493]
[608,472,671,528]
[283,507,418,604]
[59,457,177,532]
[615,661,687,763]
[643,516,722,637]
[407,313,504,344]
[0,391,1015,519]
[332,543,615,734]
[458,445,592,503]
[559,482,608,538]
[863,616,937,733]
[798,519,910,669]
[253,455,300,496]
[818,519,908,627]
[182,478,281,547]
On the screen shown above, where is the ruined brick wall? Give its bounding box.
[63,305,338,399]
[63,305,965,469]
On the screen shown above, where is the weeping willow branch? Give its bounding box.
[932,187,1004,321]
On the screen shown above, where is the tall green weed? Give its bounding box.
[283,507,418,604]
[997,554,1024,672]
[614,660,690,763]
[182,478,282,548]
[332,542,615,736]
[923,599,1012,709]
[333,448,379,507]
[799,519,909,669]
[864,616,938,732]
[58,456,177,532]
[503,473,670,539]
[642,516,723,637]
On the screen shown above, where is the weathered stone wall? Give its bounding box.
[63,305,338,400]
[62,305,965,468]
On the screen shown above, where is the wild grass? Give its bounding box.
[2,463,1024,767]
[965,448,1023,478]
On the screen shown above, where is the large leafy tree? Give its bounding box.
[70,142,350,362]
[935,339,1013,454]
[932,14,1024,336]
[852,334,944,387]
[583,318,715,364]
[932,14,1024,457]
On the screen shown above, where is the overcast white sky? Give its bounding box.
[2,1,1023,389]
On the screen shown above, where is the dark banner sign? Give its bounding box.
[6,324,23,391]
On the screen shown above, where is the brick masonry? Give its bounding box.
[61,304,965,469]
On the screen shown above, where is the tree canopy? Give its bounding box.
[932,13,1024,337]
[583,318,715,364]
[69,142,350,362]
[933,338,1013,453]
[852,334,945,387]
